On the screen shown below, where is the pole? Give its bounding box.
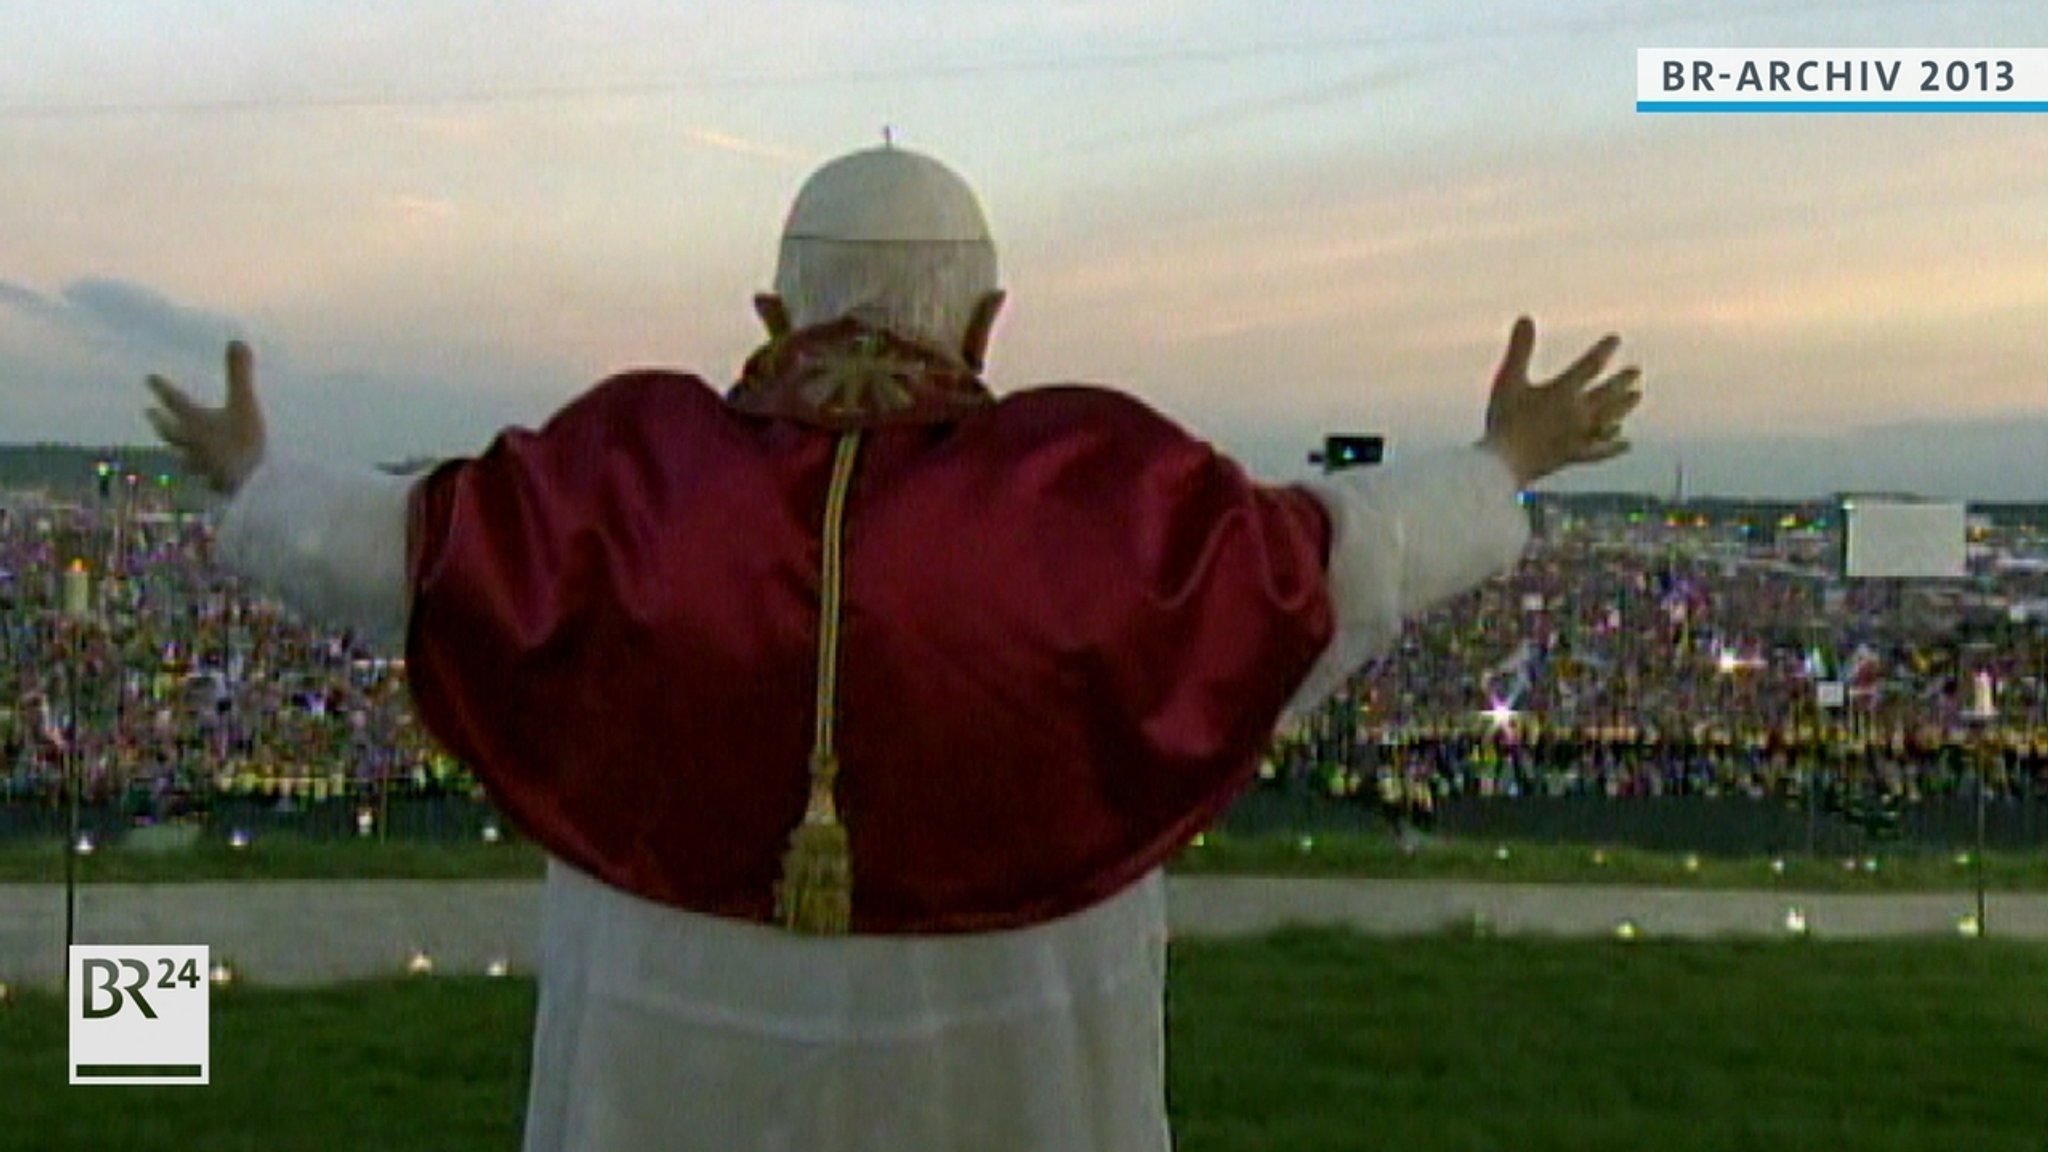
[1807,635,1831,860]
[62,637,79,999]
[2032,629,2044,848]
[1310,441,1351,794]
[1975,722,1990,939]
[1805,729,1819,858]
[1963,643,1996,940]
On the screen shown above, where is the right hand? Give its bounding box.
[144,341,268,495]
[1478,317,1643,487]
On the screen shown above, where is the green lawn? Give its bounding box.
[3,933,2046,1151]
[3,830,2047,891]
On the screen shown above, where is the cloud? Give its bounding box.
[384,193,459,223]
[0,280,71,327]
[680,128,805,164]
[0,276,261,453]
[0,287,579,464]
[0,276,247,362]
[1058,61,1428,155]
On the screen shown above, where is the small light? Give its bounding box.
[407,950,434,976]
[74,834,95,856]
[1590,849,1608,866]
[1494,845,1512,862]
[209,963,235,986]
[1954,853,1973,867]
[481,823,501,845]
[1297,835,1315,853]
[1683,853,1701,874]
[356,808,375,837]
[1190,833,1207,849]
[1614,919,1641,942]
[228,829,250,850]
[1783,907,1809,936]
[1957,914,1982,938]
[1861,857,1879,874]
[485,958,509,978]
[1840,858,1859,873]
[1770,858,1787,876]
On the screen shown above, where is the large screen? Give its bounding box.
[1842,500,1967,580]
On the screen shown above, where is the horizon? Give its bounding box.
[6,437,2048,508]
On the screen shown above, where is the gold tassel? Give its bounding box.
[776,753,852,934]
[774,431,864,935]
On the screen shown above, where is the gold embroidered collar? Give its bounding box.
[727,320,994,430]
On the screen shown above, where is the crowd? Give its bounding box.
[4,483,2047,832]
[1277,508,2048,815]
[1,484,465,819]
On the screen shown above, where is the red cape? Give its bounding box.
[406,365,1332,933]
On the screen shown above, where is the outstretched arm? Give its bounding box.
[1284,317,1643,717]
[144,342,417,648]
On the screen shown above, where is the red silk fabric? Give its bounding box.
[405,372,1333,933]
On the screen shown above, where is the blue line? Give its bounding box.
[1637,101,2048,113]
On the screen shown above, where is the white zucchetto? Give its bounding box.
[781,146,992,245]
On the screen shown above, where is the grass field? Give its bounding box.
[3,932,2046,1151]
[3,830,2047,891]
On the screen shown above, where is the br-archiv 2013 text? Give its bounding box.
[1660,58,2017,95]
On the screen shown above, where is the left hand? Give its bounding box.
[144,341,268,495]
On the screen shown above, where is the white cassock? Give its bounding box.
[215,446,1527,1151]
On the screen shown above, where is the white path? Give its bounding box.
[4,877,2046,989]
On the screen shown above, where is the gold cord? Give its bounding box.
[775,430,865,934]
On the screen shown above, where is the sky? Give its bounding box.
[2,0,2045,499]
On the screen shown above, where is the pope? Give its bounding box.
[145,144,1641,1151]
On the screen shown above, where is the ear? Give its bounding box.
[960,290,1005,372]
[753,294,793,339]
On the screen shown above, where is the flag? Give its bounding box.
[1803,645,1836,680]
[1487,641,1537,703]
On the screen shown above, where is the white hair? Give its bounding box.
[773,237,998,357]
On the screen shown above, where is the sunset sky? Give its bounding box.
[3,1,2044,498]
